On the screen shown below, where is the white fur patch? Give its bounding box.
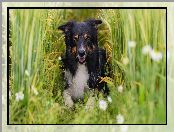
[64,63,89,103]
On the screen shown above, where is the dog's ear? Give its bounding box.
[86,19,102,27]
[58,21,74,32]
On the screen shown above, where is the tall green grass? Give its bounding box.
[100,9,166,123]
[9,9,166,124]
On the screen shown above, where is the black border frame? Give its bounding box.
[7,6,167,125]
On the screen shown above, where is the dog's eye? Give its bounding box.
[84,34,90,40]
[74,35,79,41]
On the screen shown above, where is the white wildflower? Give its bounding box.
[120,125,128,132]
[116,114,124,124]
[99,100,108,111]
[31,86,38,95]
[150,50,163,62]
[15,91,24,101]
[107,96,112,103]
[25,70,30,76]
[122,57,129,65]
[118,85,123,93]
[128,41,136,48]
[142,45,152,55]
[58,56,62,61]
[142,45,163,62]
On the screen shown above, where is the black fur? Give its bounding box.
[86,48,108,94]
[59,19,109,95]
[62,47,77,76]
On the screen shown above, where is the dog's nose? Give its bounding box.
[78,49,85,57]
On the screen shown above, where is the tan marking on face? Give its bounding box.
[84,34,88,39]
[74,35,79,40]
[87,46,91,52]
[92,45,96,50]
[71,46,77,55]
[86,44,96,53]
[86,45,93,53]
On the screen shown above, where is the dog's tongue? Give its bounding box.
[79,57,85,63]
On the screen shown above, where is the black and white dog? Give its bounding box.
[58,19,109,107]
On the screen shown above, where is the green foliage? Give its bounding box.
[9,9,166,124]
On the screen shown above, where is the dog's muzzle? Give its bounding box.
[77,49,86,64]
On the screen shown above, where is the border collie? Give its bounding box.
[58,19,109,107]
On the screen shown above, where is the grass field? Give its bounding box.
[9,9,166,124]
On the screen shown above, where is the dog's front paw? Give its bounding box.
[63,90,74,108]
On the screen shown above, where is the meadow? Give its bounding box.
[9,9,166,124]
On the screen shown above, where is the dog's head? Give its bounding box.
[58,19,102,64]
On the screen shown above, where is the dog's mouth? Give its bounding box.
[77,55,86,64]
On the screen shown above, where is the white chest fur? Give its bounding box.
[64,63,89,100]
